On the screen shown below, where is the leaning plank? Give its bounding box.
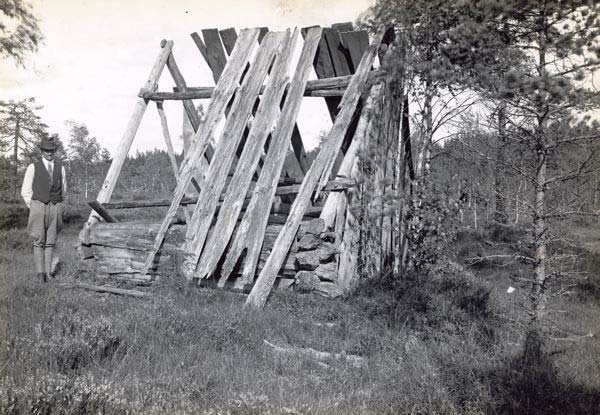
[59,283,151,298]
[245,29,385,309]
[219,27,323,288]
[88,200,118,223]
[201,29,228,82]
[195,29,298,281]
[323,28,352,77]
[263,339,365,368]
[181,32,286,279]
[320,84,382,228]
[141,28,260,275]
[79,40,173,246]
[156,101,192,223]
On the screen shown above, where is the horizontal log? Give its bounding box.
[101,178,355,209]
[139,70,386,100]
[90,221,302,278]
[88,200,118,223]
[58,283,151,298]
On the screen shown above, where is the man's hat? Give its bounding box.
[39,135,59,152]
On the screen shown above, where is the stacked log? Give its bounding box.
[89,218,343,297]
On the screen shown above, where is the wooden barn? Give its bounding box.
[80,23,412,308]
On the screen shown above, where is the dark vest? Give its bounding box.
[32,160,63,204]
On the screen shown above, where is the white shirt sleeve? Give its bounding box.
[21,164,35,208]
[62,165,67,201]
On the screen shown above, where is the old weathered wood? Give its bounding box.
[245,29,385,309]
[59,283,151,298]
[79,40,173,246]
[142,29,260,275]
[219,28,238,54]
[190,32,210,66]
[99,179,351,209]
[340,30,370,73]
[181,32,286,279]
[156,101,192,223]
[219,27,323,288]
[195,30,297,281]
[320,84,381,228]
[88,200,118,223]
[323,28,352,77]
[90,221,299,283]
[263,339,364,367]
[140,70,386,100]
[201,29,229,82]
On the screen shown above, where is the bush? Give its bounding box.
[0,202,28,230]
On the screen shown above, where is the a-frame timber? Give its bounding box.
[83,23,412,308]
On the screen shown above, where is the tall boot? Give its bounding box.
[33,246,46,283]
[45,247,55,279]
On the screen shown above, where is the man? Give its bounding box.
[21,135,67,282]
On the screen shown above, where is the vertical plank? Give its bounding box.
[201,29,228,82]
[341,30,370,72]
[180,32,286,279]
[195,30,298,281]
[220,27,323,288]
[320,84,382,228]
[219,28,238,55]
[141,29,260,274]
[79,40,173,245]
[245,28,385,309]
[323,28,352,76]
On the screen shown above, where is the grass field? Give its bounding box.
[1,203,600,414]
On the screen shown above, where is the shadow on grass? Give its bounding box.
[488,331,600,415]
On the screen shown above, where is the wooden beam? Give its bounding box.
[320,84,382,228]
[181,32,286,280]
[101,179,353,209]
[156,101,193,223]
[139,71,386,100]
[79,40,173,246]
[195,30,299,281]
[219,27,323,289]
[88,200,118,223]
[341,31,370,73]
[219,28,238,54]
[245,28,385,310]
[201,28,228,82]
[141,29,260,275]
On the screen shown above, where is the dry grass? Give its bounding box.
[1,209,599,413]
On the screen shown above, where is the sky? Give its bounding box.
[1,0,375,156]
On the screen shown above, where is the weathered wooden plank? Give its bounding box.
[340,30,370,72]
[59,283,151,298]
[141,29,260,275]
[219,28,238,54]
[201,29,229,82]
[331,22,354,32]
[320,84,382,228]
[323,28,352,77]
[166,52,201,131]
[190,32,210,65]
[156,102,193,223]
[88,200,117,223]
[195,30,298,281]
[79,40,173,246]
[141,70,386,100]
[220,27,323,287]
[245,28,385,309]
[181,32,286,280]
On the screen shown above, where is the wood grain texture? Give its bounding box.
[79,40,173,245]
[245,29,385,309]
[195,30,297,281]
[141,29,260,275]
[181,32,286,280]
[201,29,228,82]
[219,27,323,287]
